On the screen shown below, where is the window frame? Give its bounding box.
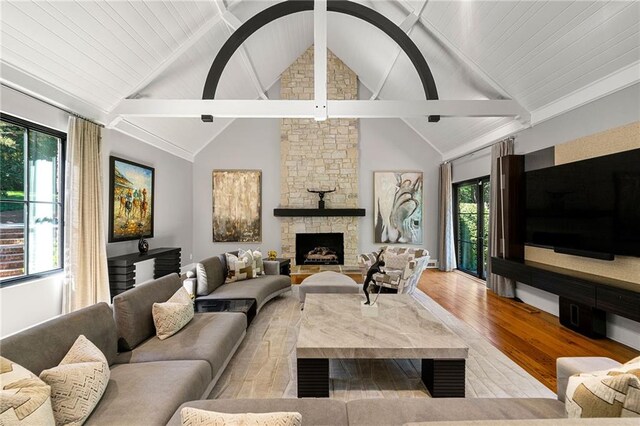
[453,175,490,279]
[0,113,66,286]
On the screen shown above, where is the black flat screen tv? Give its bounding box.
[525,148,640,259]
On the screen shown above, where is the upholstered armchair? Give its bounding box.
[358,247,430,295]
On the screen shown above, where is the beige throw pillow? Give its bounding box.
[225,253,252,283]
[39,335,110,426]
[253,249,264,276]
[0,356,55,426]
[152,287,194,340]
[565,358,640,418]
[181,407,302,426]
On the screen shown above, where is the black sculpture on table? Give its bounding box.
[307,188,336,209]
[363,249,385,305]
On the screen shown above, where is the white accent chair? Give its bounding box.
[358,246,430,295]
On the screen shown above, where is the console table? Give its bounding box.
[491,257,640,337]
[107,247,181,299]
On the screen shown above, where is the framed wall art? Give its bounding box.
[108,156,154,242]
[212,169,262,242]
[374,171,423,244]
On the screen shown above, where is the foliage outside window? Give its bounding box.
[454,177,490,279]
[0,114,65,283]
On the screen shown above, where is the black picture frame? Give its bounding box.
[108,156,155,242]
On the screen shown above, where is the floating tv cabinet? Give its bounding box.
[491,257,640,338]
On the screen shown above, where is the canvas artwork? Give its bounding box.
[212,170,262,242]
[109,156,154,242]
[374,171,423,244]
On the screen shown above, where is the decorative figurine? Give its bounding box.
[363,249,385,305]
[137,224,149,254]
[307,188,336,209]
[267,250,277,261]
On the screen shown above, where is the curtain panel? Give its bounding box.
[486,137,516,297]
[63,118,110,313]
[438,162,457,271]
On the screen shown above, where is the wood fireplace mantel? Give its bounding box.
[273,208,365,217]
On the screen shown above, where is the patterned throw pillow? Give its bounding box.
[565,357,640,418]
[383,252,414,270]
[225,252,252,283]
[152,287,194,340]
[238,249,256,278]
[181,407,302,426]
[0,357,55,425]
[253,249,265,276]
[39,335,110,426]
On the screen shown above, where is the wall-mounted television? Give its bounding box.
[525,148,640,260]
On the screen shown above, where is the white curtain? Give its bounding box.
[486,137,516,297]
[63,117,110,313]
[438,163,457,271]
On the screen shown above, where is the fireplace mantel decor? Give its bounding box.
[274,208,365,217]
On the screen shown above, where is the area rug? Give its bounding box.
[209,287,555,400]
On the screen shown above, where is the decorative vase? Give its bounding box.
[138,236,149,254]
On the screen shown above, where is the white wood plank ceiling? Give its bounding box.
[1,0,638,161]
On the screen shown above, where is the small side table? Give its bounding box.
[195,299,257,327]
[264,258,291,276]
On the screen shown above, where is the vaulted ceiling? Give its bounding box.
[1,1,639,161]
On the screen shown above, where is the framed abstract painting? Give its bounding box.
[212,170,262,242]
[108,156,154,242]
[374,171,423,244]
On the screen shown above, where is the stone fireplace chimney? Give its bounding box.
[279,47,360,266]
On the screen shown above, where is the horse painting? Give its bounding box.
[109,157,154,242]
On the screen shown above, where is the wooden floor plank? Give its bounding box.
[418,270,639,391]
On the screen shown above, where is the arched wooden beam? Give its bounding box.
[202,0,440,122]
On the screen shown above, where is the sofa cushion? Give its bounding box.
[153,287,194,340]
[0,302,117,374]
[345,398,565,426]
[113,273,182,351]
[181,407,302,426]
[116,312,246,377]
[85,360,211,426]
[0,357,55,425]
[196,256,226,296]
[166,399,349,426]
[40,335,110,426]
[196,274,291,310]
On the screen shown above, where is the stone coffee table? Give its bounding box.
[296,294,469,398]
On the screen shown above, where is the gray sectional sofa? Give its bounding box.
[166,397,568,426]
[0,273,247,425]
[185,252,291,313]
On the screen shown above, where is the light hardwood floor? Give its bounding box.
[418,270,639,392]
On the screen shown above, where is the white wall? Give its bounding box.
[191,83,443,263]
[450,83,640,350]
[0,87,194,336]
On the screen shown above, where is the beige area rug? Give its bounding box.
[209,287,555,400]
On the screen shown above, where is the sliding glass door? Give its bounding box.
[454,177,490,279]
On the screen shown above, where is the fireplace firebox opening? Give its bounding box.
[295,233,344,265]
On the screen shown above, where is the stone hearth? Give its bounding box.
[279,47,359,266]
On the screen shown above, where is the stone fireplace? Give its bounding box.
[279,47,359,266]
[296,233,344,265]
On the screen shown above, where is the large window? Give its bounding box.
[0,114,65,284]
[454,177,490,279]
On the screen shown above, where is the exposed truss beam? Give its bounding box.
[113,99,522,119]
[396,0,530,124]
[370,0,428,100]
[314,0,328,121]
[214,0,268,100]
